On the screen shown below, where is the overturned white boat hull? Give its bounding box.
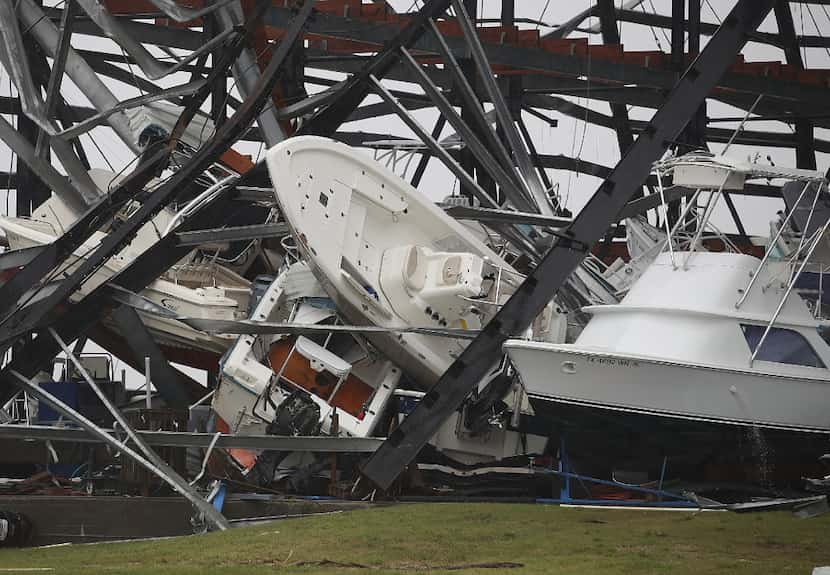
[266,136,519,389]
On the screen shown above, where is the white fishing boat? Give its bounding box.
[265,136,524,388]
[0,171,251,355]
[504,153,830,484]
[213,261,401,443]
[506,250,830,433]
[213,261,546,477]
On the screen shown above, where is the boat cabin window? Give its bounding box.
[818,326,830,348]
[741,324,826,368]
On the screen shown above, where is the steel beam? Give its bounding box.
[500,1,532,206]
[53,9,204,50]
[215,1,285,147]
[0,96,93,120]
[299,0,451,137]
[444,205,571,228]
[425,19,526,203]
[34,0,76,159]
[613,6,830,49]
[0,114,89,214]
[410,116,446,187]
[398,47,533,212]
[618,183,781,218]
[370,75,499,210]
[9,369,229,531]
[515,117,556,200]
[207,13,228,128]
[110,306,194,408]
[176,222,289,247]
[0,1,49,133]
[361,0,777,491]
[774,0,816,170]
[455,0,493,203]
[82,53,193,99]
[16,0,139,152]
[597,0,636,156]
[0,188,238,409]
[9,24,52,218]
[57,81,207,140]
[450,0,553,216]
[0,425,384,452]
[681,0,707,149]
[671,0,685,72]
[0,0,311,344]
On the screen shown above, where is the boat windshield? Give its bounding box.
[741,324,826,368]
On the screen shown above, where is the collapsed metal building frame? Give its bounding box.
[0,0,827,501]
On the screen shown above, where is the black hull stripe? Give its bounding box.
[526,393,830,435]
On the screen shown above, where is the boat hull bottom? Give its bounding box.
[519,396,829,490]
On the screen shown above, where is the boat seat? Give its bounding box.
[294,336,351,377]
[404,246,427,292]
[381,244,486,328]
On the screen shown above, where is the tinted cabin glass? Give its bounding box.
[742,324,826,368]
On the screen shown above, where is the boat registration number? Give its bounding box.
[586,357,641,368]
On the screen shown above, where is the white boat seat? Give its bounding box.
[381,244,486,328]
[294,336,351,377]
[404,246,427,292]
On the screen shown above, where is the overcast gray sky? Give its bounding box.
[1,1,827,229]
[377,1,830,234]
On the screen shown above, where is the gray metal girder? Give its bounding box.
[0,425,384,452]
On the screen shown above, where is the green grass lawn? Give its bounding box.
[0,503,827,574]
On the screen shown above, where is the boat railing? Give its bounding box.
[251,339,300,423]
[651,153,830,357]
[373,146,420,179]
[1,390,30,425]
[749,218,830,366]
[652,157,737,270]
[729,172,830,363]
[736,179,827,309]
[252,332,353,425]
[163,174,239,237]
[6,213,63,237]
[457,262,526,310]
[581,253,607,276]
[281,234,300,264]
[170,143,240,183]
[799,262,830,321]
